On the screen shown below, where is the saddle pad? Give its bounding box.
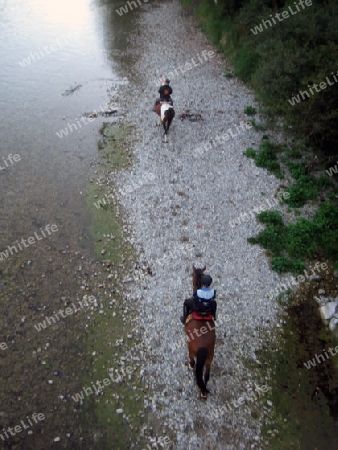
[192,311,213,321]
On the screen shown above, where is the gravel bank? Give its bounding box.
[108,1,290,448]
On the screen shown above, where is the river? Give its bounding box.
[0,1,143,449]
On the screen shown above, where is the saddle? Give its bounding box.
[185,312,214,325]
[156,98,173,106]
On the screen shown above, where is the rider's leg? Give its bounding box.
[180,298,193,324]
[152,99,160,112]
[213,301,217,320]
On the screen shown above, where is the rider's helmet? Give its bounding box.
[164,77,170,84]
[201,274,212,287]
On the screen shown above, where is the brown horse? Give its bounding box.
[155,101,175,143]
[185,265,216,399]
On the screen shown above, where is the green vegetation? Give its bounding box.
[244,105,256,115]
[82,123,146,449]
[184,0,338,273]
[185,0,338,155]
[248,204,338,273]
[242,135,337,272]
[243,138,283,178]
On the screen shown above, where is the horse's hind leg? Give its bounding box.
[204,355,213,392]
[204,363,211,387]
[188,347,195,370]
[162,123,168,143]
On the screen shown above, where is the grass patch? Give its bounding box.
[244,106,256,115]
[244,139,283,178]
[247,203,338,273]
[82,123,146,449]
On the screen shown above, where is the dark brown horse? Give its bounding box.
[155,101,175,143]
[185,265,216,399]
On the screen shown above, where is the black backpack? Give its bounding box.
[192,290,216,315]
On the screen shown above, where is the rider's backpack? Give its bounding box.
[192,290,216,315]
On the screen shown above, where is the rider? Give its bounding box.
[180,274,217,324]
[159,77,173,103]
[153,77,173,111]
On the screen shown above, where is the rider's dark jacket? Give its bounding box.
[159,85,172,101]
[192,287,216,315]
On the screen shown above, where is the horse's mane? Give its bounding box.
[193,265,206,290]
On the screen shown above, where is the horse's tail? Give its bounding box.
[195,347,208,393]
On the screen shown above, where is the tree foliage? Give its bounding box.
[189,0,338,155]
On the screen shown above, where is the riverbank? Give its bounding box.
[104,1,291,448]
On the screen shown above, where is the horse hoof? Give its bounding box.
[188,363,194,371]
[200,392,208,400]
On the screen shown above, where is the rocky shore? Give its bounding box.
[104,1,301,448]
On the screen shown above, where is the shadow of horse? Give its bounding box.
[185,265,216,399]
[155,101,175,143]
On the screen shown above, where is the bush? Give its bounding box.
[285,219,316,258]
[313,202,338,261]
[247,202,338,273]
[254,140,283,178]
[272,256,305,275]
[248,211,286,254]
[284,175,319,207]
[235,45,259,82]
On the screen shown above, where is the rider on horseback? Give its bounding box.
[159,77,173,103]
[153,77,173,111]
[180,274,217,324]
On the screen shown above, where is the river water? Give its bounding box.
[0,1,142,449]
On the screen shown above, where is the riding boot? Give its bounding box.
[213,304,217,321]
[180,304,188,324]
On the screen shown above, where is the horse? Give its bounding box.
[155,101,175,143]
[185,265,216,399]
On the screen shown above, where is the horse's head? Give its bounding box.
[192,264,206,291]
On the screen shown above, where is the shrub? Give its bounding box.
[284,175,319,207]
